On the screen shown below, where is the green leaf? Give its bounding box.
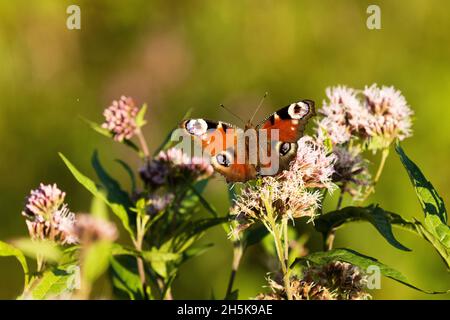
[136,104,147,128]
[59,153,134,238]
[189,183,218,217]
[243,223,270,248]
[115,159,137,192]
[91,151,133,209]
[82,241,112,285]
[142,249,180,263]
[27,267,78,300]
[142,249,180,279]
[90,195,109,220]
[292,248,447,294]
[0,241,29,287]
[110,243,139,257]
[182,243,214,261]
[396,144,450,267]
[315,205,411,251]
[396,143,447,224]
[110,256,144,300]
[13,239,63,263]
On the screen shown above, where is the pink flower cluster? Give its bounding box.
[231,137,335,226]
[317,84,413,148]
[139,148,214,188]
[22,184,78,245]
[102,96,139,142]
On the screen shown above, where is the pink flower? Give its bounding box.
[317,86,369,145]
[316,84,413,149]
[22,184,77,245]
[285,137,337,190]
[71,214,118,243]
[362,84,413,145]
[102,96,139,142]
[139,148,214,188]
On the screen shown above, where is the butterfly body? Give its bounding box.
[181,100,315,183]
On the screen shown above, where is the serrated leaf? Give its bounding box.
[315,205,411,251]
[396,143,447,224]
[396,144,450,266]
[59,153,134,238]
[292,248,447,294]
[0,241,29,287]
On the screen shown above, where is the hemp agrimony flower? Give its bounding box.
[332,146,371,199]
[22,183,77,245]
[139,147,214,189]
[362,84,413,148]
[256,261,371,300]
[102,95,139,142]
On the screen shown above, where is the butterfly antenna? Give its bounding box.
[220,104,245,125]
[249,92,268,124]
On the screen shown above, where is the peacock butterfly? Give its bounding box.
[180,99,315,183]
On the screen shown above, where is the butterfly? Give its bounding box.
[180,99,315,183]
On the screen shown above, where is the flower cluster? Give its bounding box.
[231,137,335,234]
[332,146,371,198]
[255,276,333,300]
[362,84,413,144]
[315,84,413,199]
[139,147,214,189]
[102,96,139,142]
[22,184,78,245]
[317,84,413,148]
[256,261,371,300]
[302,261,371,300]
[284,137,337,190]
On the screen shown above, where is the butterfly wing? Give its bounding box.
[180,119,257,182]
[256,99,315,175]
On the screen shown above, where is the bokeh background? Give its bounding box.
[1,0,449,299]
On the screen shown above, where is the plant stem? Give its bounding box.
[362,147,390,200]
[136,128,150,158]
[324,186,345,251]
[36,254,45,273]
[373,148,390,185]
[133,214,150,299]
[225,242,243,299]
[262,194,292,299]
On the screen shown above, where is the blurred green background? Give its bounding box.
[0,0,449,299]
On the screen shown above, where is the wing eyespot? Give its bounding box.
[185,119,208,136]
[216,151,232,167]
[288,101,310,119]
